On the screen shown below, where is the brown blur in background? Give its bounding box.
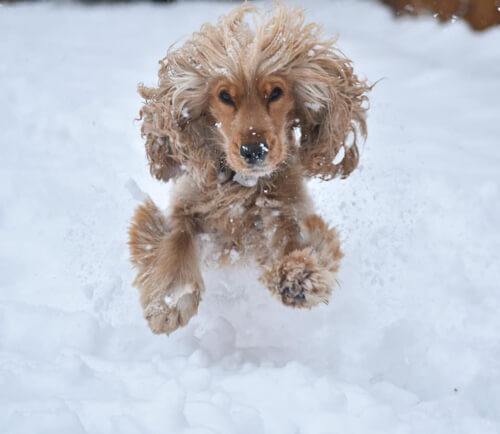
[2,0,499,31]
[381,0,500,31]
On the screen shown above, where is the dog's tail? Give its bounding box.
[128,199,170,286]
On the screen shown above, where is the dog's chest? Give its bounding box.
[204,188,283,246]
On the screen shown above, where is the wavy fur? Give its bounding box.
[139,3,369,183]
[130,4,370,335]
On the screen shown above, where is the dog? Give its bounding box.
[128,3,370,335]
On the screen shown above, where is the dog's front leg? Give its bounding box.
[260,214,343,308]
[128,199,204,335]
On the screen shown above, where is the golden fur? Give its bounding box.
[129,3,370,335]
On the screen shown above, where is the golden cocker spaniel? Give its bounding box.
[129,4,370,335]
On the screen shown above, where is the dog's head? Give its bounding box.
[139,4,369,184]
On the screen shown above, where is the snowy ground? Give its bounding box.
[1,1,500,433]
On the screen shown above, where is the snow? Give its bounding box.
[305,101,321,111]
[259,142,269,152]
[293,125,302,146]
[165,284,196,309]
[333,145,345,165]
[233,172,259,187]
[1,2,500,433]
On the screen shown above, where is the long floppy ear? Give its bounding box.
[138,85,181,182]
[293,42,370,180]
[137,49,212,183]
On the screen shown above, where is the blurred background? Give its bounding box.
[1,1,499,434]
[3,0,500,30]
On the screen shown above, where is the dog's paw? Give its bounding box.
[273,248,335,308]
[144,284,201,335]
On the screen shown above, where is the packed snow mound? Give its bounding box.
[1,2,499,433]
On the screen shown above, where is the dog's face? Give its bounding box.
[209,75,295,176]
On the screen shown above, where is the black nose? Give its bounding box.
[240,142,269,165]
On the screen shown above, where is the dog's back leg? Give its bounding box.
[128,199,204,335]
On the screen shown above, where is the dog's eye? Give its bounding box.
[269,87,283,103]
[219,91,235,106]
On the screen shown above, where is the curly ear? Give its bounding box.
[294,43,370,180]
[138,85,181,182]
[138,49,210,183]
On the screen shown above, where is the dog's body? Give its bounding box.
[129,4,369,335]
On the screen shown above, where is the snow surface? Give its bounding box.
[1,2,500,433]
